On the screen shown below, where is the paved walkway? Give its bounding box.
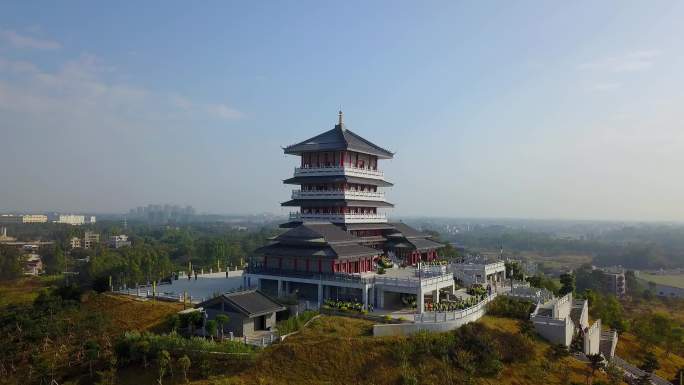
[118,270,246,303]
[612,355,672,385]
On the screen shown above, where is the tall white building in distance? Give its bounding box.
[22,215,48,223]
[57,215,85,225]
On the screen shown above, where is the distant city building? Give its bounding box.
[0,215,22,224]
[88,216,97,224]
[70,237,82,249]
[23,254,43,275]
[108,234,131,249]
[22,214,48,223]
[598,266,626,297]
[128,204,196,224]
[58,215,86,226]
[83,231,100,249]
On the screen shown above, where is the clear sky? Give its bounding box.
[1,1,683,221]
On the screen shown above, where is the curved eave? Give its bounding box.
[285,148,394,159]
[283,175,393,187]
[281,199,394,208]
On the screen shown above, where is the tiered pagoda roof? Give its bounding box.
[385,222,444,251]
[256,223,380,260]
[283,122,394,159]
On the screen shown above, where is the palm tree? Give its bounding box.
[586,354,605,385]
[215,314,229,340]
[84,340,100,378]
[178,355,191,384]
[157,350,171,385]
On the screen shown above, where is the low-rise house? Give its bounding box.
[23,254,43,275]
[108,235,131,248]
[70,237,81,249]
[196,289,286,337]
[83,231,100,249]
[597,266,626,297]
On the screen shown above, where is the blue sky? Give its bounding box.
[1,1,683,220]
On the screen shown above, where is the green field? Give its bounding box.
[640,272,684,288]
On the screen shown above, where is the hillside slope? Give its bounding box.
[191,315,619,385]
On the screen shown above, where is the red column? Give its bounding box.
[319,258,323,273]
[264,255,268,268]
[278,257,282,269]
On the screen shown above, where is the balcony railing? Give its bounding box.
[289,212,387,223]
[291,189,385,201]
[294,165,384,179]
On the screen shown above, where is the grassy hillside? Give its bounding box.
[0,275,62,306]
[639,272,684,288]
[619,296,684,380]
[82,293,183,333]
[616,331,684,380]
[187,315,618,385]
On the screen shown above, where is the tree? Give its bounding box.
[604,361,623,385]
[453,349,476,385]
[215,314,229,340]
[548,344,570,361]
[178,355,191,383]
[640,351,660,375]
[134,339,151,368]
[0,245,23,280]
[586,354,605,385]
[665,326,684,358]
[559,273,575,296]
[157,350,171,385]
[84,339,101,378]
[43,244,66,275]
[205,319,218,340]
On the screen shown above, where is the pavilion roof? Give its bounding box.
[283,175,393,187]
[280,199,394,208]
[284,123,393,159]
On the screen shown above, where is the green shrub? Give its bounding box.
[276,310,318,335]
[486,296,534,320]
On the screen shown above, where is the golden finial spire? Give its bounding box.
[338,110,343,126]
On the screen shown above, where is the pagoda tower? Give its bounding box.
[282,111,394,225]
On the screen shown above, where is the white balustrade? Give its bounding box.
[291,189,385,201]
[294,165,384,179]
[289,212,387,223]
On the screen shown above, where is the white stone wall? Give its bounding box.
[531,316,574,346]
[584,319,602,355]
[373,294,494,336]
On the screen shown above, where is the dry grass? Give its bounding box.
[81,293,184,334]
[188,315,624,385]
[0,275,61,307]
[617,296,684,379]
[479,316,621,385]
[616,331,684,380]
